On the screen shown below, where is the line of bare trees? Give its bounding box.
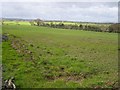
[29,19,120,33]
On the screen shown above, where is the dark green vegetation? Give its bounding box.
[32,19,119,33]
[4,20,119,33]
[2,23,118,88]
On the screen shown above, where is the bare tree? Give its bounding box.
[34,19,44,26]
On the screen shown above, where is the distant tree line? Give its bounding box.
[108,24,120,33]
[29,19,120,33]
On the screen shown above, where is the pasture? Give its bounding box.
[3,20,31,25]
[2,21,118,88]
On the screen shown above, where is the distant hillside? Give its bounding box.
[2,18,116,24]
[2,18,34,21]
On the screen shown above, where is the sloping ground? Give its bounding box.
[2,25,118,88]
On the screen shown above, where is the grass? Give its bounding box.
[2,24,118,88]
[3,21,31,25]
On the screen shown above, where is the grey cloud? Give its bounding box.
[2,2,118,22]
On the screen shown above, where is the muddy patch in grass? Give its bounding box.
[3,33,35,61]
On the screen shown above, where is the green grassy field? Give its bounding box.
[3,21,31,25]
[2,23,118,88]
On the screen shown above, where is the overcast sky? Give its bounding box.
[1,2,119,22]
